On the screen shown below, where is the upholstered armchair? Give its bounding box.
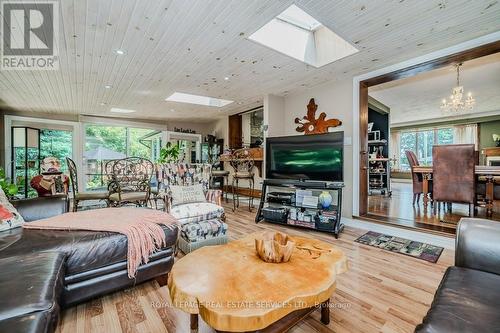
[158,163,227,253]
[108,157,154,207]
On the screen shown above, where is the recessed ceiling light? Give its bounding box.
[170,109,175,112]
[110,107,136,114]
[115,49,125,55]
[165,92,233,107]
[224,77,229,81]
[104,85,112,89]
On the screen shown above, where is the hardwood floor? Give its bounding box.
[58,202,454,333]
[368,181,500,234]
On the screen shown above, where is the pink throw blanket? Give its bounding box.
[23,207,178,278]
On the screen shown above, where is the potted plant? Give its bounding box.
[158,142,181,163]
[0,167,18,198]
[493,134,500,147]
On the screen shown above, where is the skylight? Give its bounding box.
[165,92,233,107]
[110,107,136,114]
[249,4,358,68]
[276,4,322,31]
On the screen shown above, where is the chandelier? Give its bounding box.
[440,63,475,113]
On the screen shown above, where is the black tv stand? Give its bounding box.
[255,179,344,238]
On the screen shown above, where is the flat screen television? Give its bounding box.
[266,132,343,182]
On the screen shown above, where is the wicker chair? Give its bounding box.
[108,157,154,207]
[66,157,109,212]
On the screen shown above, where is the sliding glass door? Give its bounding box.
[11,124,74,198]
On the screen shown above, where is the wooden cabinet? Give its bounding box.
[228,114,242,149]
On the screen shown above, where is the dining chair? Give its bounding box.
[229,148,255,212]
[405,150,432,205]
[108,157,154,207]
[432,144,476,216]
[66,157,109,212]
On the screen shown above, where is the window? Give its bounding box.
[83,124,158,190]
[399,132,416,170]
[397,127,454,171]
[437,128,453,145]
[40,129,73,174]
[416,130,434,166]
[248,4,358,67]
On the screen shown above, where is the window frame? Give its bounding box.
[397,126,454,171]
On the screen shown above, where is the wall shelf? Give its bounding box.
[368,108,392,197]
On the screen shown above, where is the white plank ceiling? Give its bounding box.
[1,0,500,121]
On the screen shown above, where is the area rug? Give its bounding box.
[354,231,444,263]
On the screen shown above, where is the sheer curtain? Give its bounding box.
[389,130,400,170]
[453,124,478,149]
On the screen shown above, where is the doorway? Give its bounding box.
[165,132,202,163]
[357,40,500,235]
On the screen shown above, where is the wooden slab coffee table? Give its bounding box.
[168,233,347,332]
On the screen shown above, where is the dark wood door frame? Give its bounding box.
[359,83,369,216]
[358,40,500,219]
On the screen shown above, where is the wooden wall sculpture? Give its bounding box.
[294,98,342,135]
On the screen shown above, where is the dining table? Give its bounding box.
[412,165,500,216]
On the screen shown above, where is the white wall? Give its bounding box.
[241,113,252,146]
[263,94,285,138]
[266,81,353,218]
[210,117,229,150]
[167,121,215,137]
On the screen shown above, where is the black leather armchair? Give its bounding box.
[11,195,69,221]
[415,218,500,332]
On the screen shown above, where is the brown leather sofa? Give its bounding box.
[415,218,500,332]
[0,196,178,333]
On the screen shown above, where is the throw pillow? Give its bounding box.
[170,184,207,207]
[0,187,25,231]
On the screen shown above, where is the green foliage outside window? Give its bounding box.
[0,167,18,197]
[399,127,454,170]
[84,125,156,190]
[40,129,73,173]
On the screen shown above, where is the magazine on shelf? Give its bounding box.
[301,195,319,208]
